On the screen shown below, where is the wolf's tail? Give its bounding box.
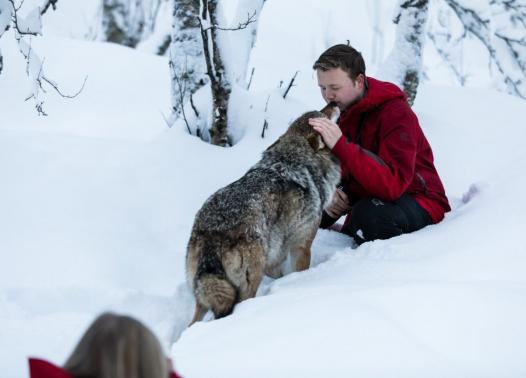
[194,273,238,319]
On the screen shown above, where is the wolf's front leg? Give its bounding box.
[290,226,317,271]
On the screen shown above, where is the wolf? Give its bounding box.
[186,104,341,325]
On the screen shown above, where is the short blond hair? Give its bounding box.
[64,312,169,378]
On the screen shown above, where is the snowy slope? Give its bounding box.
[1,0,526,377]
[171,85,526,377]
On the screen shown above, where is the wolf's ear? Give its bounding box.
[320,102,340,123]
[307,132,326,151]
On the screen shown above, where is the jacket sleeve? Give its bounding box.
[331,100,418,201]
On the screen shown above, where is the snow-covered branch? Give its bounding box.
[0,0,85,115]
[201,10,256,31]
[8,0,42,36]
[40,0,58,15]
[438,0,526,99]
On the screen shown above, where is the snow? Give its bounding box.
[16,7,42,35]
[0,0,13,38]
[1,0,526,377]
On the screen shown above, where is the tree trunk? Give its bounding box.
[101,0,146,48]
[200,0,231,146]
[379,0,429,106]
[169,0,207,121]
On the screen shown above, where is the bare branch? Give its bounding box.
[246,67,255,90]
[172,68,192,134]
[443,0,526,99]
[261,94,270,138]
[202,10,256,32]
[261,119,268,138]
[264,93,270,112]
[42,75,88,98]
[190,94,199,118]
[8,0,40,36]
[40,0,58,15]
[427,32,467,85]
[282,71,298,99]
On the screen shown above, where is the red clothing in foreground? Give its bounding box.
[28,358,183,378]
[331,77,450,223]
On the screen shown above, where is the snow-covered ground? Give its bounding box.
[1,1,526,377]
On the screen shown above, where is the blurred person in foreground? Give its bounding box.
[28,312,182,378]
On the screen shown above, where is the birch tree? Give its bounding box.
[101,0,166,48]
[198,0,231,146]
[169,0,207,134]
[169,0,263,146]
[378,0,429,106]
[429,0,526,99]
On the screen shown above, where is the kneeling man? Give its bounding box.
[309,44,450,244]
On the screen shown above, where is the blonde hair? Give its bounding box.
[64,312,169,378]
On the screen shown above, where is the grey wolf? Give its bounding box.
[186,104,341,325]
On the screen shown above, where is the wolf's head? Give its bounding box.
[285,102,340,151]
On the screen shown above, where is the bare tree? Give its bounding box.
[430,0,526,99]
[379,0,429,106]
[101,0,166,48]
[198,0,231,146]
[169,0,260,146]
[169,0,207,131]
[0,0,85,115]
[198,0,259,146]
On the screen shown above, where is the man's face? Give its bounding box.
[317,68,365,111]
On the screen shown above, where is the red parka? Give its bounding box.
[331,77,450,224]
[28,358,183,378]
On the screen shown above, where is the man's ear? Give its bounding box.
[356,73,366,90]
[307,132,326,151]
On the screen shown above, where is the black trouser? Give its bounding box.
[321,194,432,245]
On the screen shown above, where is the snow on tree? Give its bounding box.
[429,0,526,99]
[101,0,167,48]
[0,0,11,75]
[0,0,84,115]
[169,0,262,146]
[198,0,260,146]
[225,0,265,85]
[378,0,429,106]
[198,0,232,146]
[136,0,173,55]
[168,0,207,136]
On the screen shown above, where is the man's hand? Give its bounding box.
[308,117,342,149]
[325,188,352,219]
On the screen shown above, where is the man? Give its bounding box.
[309,44,450,245]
